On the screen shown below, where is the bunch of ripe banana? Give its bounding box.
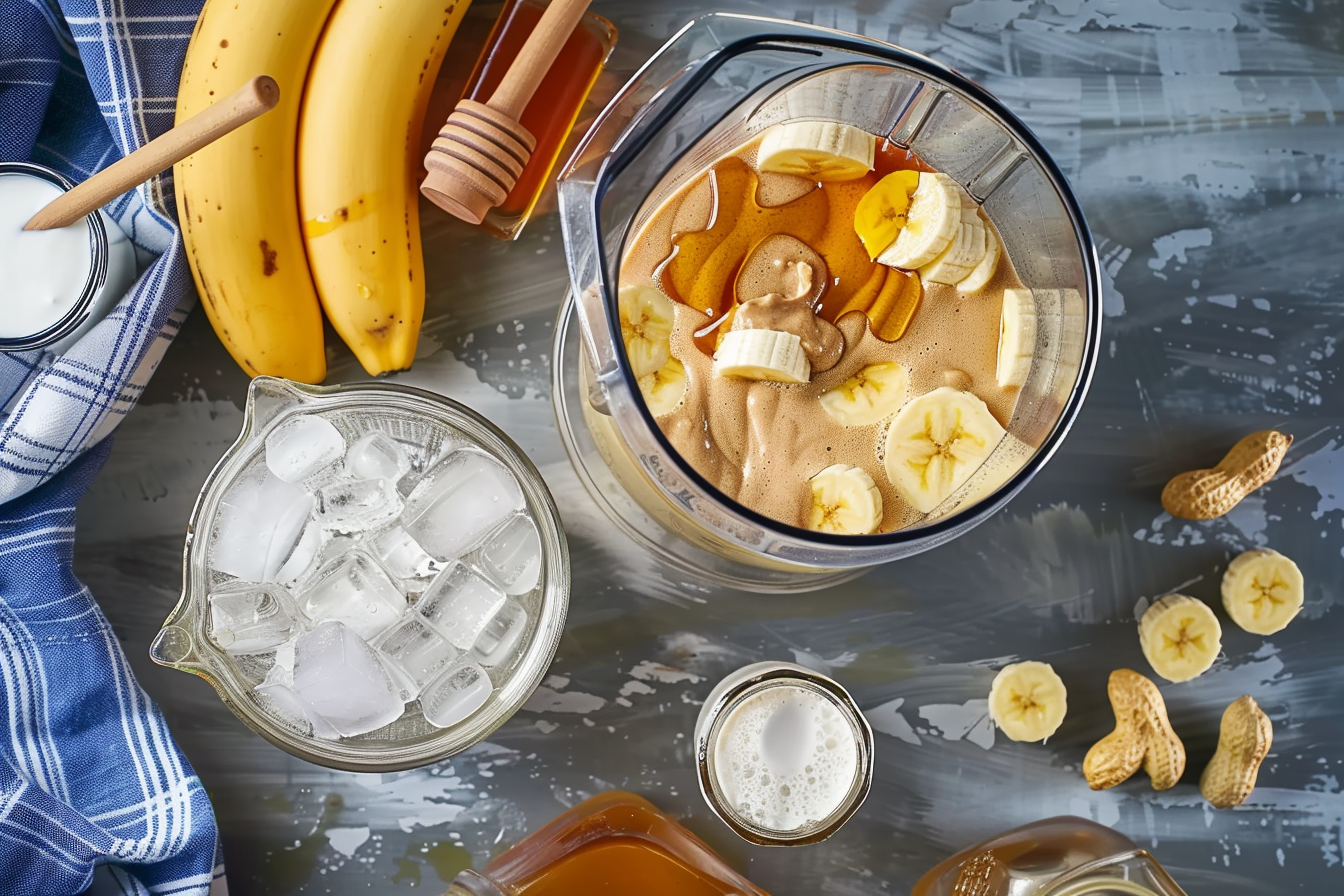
[174,0,472,381]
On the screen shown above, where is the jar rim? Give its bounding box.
[0,161,110,353]
[696,662,874,845]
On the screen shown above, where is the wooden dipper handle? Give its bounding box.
[24,75,279,231]
[422,0,592,225]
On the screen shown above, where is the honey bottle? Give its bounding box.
[442,791,772,896]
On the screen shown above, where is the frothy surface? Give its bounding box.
[620,136,1027,531]
[711,684,858,833]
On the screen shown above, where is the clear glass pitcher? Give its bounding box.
[150,377,569,771]
[554,14,1101,589]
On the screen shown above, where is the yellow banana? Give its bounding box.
[298,0,472,376]
[174,0,335,383]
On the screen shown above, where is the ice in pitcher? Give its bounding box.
[203,410,546,741]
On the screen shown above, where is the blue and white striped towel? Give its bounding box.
[0,0,195,506]
[1,2,224,894]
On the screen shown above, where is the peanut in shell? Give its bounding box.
[1083,669,1186,791]
[1200,695,1273,809]
[1161,430,1291,520]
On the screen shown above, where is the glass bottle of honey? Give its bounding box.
[459,0,616,240]
[442,791,772,896]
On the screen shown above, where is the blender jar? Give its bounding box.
[554,14,1101,590]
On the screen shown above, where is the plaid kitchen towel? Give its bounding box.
[0,440,224,896]
[0,0,196,505]
[1,3,224,895]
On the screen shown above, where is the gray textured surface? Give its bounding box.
[74,0,1342,893]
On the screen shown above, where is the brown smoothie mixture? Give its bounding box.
[619,135,1026,533]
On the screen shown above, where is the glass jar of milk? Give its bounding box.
[695,661,874,845]
[1,162,137,354]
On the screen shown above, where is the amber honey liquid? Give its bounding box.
[620,135,1028,531]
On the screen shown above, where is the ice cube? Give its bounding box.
[317,478,403,533]
[371,615,461,701]
[298,550,407,641]
[207,583,305,655]
[416,562,506,649]
[402,451,524,561]
[420,662,492,728]
[211,468,313,582]
[274,517,324,585]
[265,414,346,483]
[255,680,315,736]
[476,514,542,595]
[292,621,404,737]
[345,431,410,483]
[368,525,441,584]
[472,598,528,667]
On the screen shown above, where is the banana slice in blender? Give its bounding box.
[818,362,909,427]
[756,121,876,182]
[808,464,883,535]
[996,288,1037,388]
[920,204,988,285]
[883,386,1006,514]
[876,172,963,270]
[618,285,675,377]
[638,359,687,417]
[714,329,811,383]
[987,661,1069,743]
[957,214,1001,293]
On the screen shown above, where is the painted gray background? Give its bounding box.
[74,0,1342,893]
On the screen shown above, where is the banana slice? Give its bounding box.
[619,285,675,377]
[987,661,1068,743]
[1221,549,1304,635]
[920,204,988,285]
[714,329,811,383]
[957,214,1001,293]
[853,170,920,260]
[1139,595,1222,683]
[876,172,963,270]
[884,387,1006,514]
[818,362,909,427]
[808,464,883,535]
[756,121,875,182]
[996,287,1036,388]
[638,358,687,417]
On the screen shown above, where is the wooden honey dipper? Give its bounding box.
[421,0,591,224]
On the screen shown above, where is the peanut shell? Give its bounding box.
[1084,669,1186,791]
[1161,430,1291,520]
[1200,695,1272,809]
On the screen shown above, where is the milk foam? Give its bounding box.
[711,684,858,832]
[0,173,94,340]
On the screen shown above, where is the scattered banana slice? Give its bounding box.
[1221,548,1304,635]
[638,358,687,417]
[756,121,875,182]
[883,386,1007,514]
[957,214,1000,293]
[853,170,920,260]
[987,661,1068,743]
[619,285,675,377]
[920,204,988,285]
[876,172,963,270]
[996,287,1037,388]
[818,362,909,427]
[1139,594,1222,683]
[808,464,883,535]
[714,329,811,383]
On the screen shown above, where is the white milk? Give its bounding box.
[710,683,859,833]
[0,172,95,341]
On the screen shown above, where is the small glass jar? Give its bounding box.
[0,161,136,354]
[695,661,874,845]
[912,816,1189,896]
